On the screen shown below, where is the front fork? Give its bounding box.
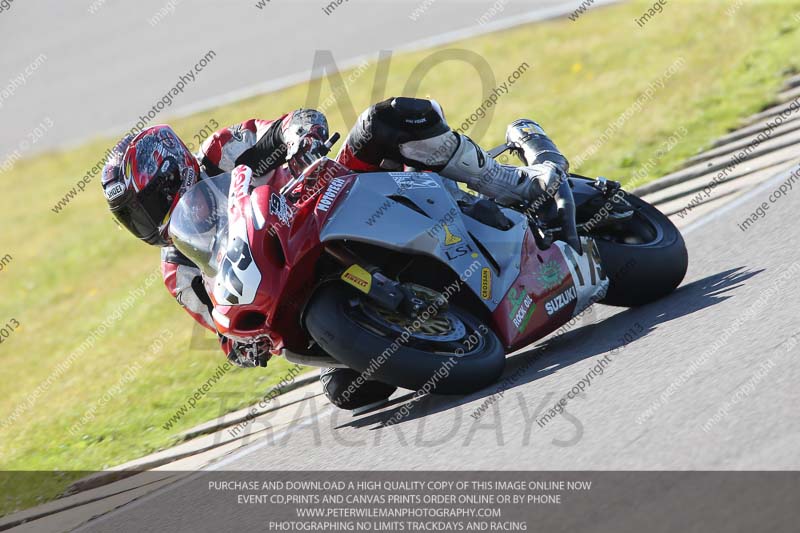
[324,244,425,316]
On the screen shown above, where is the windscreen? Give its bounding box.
[168,173,231,277]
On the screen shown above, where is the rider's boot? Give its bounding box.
[505,119,570,173]
[435,126,568,208]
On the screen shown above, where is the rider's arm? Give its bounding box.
[161,247,271,367]
[161,247,216,332]
[199,110,328,177]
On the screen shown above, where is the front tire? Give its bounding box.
[305,284,505,394]
[593,192,688,307]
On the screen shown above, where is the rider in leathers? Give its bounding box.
[101,97,569,410]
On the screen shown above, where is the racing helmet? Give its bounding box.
[101,125,200,246]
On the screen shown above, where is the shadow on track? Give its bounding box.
[336,266,763,431]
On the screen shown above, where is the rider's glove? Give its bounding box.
[287,134,328,177]
[226,337,272,368]
[284,116,329,177]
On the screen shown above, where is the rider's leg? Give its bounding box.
[336,97,451,171]
[319,367,397,410]
[335,97,569,206]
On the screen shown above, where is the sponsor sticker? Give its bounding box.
[444,243,475,261]
[389,172,440,190]
[341,264,372,294]
[537,259,566,290]
[269,193,294,225]
[442,224,478,261]
[544,286,577,316]
[316,177,346,212]
[480,268,492,300]
[443,225,462,246]
[442,224,477,260]
[508,287,535,333]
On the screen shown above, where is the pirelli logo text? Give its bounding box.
[340,264,372,294]
[344,273,368,289]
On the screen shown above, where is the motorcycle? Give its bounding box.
[169,126,687,394]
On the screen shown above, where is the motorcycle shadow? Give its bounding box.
[338,266,763,431]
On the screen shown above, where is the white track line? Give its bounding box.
[204,403,335,471]
[162,0,622,122]
[76,0,620,152]
[72,404,335,532]
[682,164,799,235]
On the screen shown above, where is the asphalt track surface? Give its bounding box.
[0,0,597,155]
[65,164,800,533]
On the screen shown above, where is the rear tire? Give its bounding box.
[594,192,688,307]
[305,284,505,394]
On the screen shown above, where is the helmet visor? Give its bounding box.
[111,196,163,245]
[138,165,184,225]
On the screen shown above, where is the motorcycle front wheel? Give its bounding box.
[305,283,505,394]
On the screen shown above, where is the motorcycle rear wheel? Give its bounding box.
[305,283,505,394]
[593,191,688,307]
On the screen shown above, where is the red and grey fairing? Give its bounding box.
[315,168,608,351]
[492,234,608,351]
[317,169,527,309]
[192,159,355,352]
